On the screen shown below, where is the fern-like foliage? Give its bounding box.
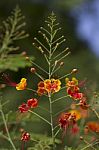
[0,6,32,72]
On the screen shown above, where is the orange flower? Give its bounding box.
[16,78,27,90]
[86,121,99,133]
[44,79,61,93]
[69,110,81,120]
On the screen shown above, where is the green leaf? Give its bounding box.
[0,54,33,72]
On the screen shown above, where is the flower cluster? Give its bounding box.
[66,77,83,100]
[59,110,81,134]
[19,98,38,113]
[37,79,61,95]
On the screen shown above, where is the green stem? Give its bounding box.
[52,95,69,104]
[48,94,55,148]
[58,72,72,80]
[0,105,16,150]
[48,16,55,149]
[28,110,51,125]
[90,107,99,119]
[83,139,96,150]
[80,140,99,150]
[54,127,61,138]
[26,88,37,93]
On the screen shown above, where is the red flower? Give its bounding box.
[19,103,29,113]
[59,110,81,134]
[37,81,46,96]
[59,113,71,129]
[67,87,83,100]
[78,97,89,110]
[21,132,30,142]
[27,98,38,108]
[71,124,79,134]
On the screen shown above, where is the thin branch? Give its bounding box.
[90,107,99,119]
[51,39,66,56]
[40,27,51,37]
[52,47,69,60]
[54,127,61,138]
[38,105,50,113]
[44,54,49,65]
[34,37,49,53]
[35,72,44,81]
[53,124,60,131]
[0,102,16,150]
[51,65,61,75]
[80,141,99,150]
[53,106,70,117]
[52,95,69,104]
[28,110,51,125]
[58,72,72,80]
[26,88,37,93]
[31,61,49,75]
[55,51,70,63]
[52,36,64,45]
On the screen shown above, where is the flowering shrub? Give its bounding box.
[0,12,99,150]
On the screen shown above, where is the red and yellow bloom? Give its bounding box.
[59,110,81,134]
[66,77,83,100]
[44,79,61,93]
[37,79,61,95]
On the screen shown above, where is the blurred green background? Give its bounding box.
[0,0,99,149]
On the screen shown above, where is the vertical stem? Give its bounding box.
[0,106,16,150]
[48,15,55,149]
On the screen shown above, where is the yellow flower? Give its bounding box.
[69,110,81,120]
[16,78,27,90]
[66,77,78,87]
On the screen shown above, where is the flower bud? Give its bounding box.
[30,68,36,73]
[60,62,64,66]
[25,56,29,60]
[71,68,78,74]
[21,51,27,56]
[80,136,83,140]
[21,132,30,142]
